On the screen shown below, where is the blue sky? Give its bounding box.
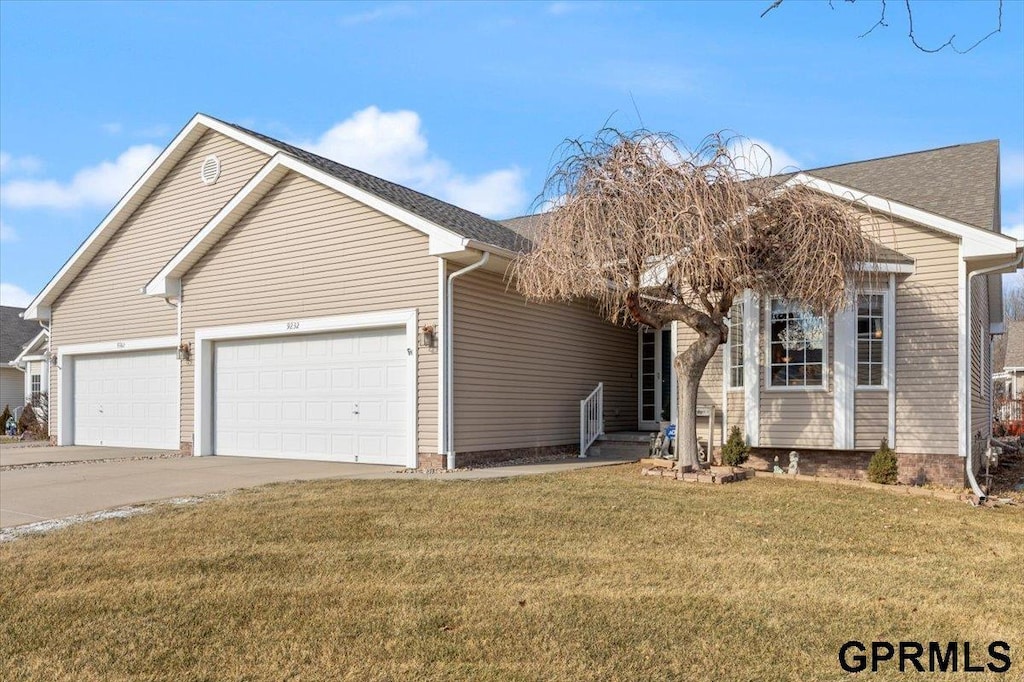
[1,0,1022,306]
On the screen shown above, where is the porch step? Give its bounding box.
[587,432,653,459]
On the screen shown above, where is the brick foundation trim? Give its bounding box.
[418,453,445,470]
[449,444,578,469]
[744,447,965,488]
[179,441,193,456]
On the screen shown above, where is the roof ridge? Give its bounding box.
[801,139,998,175]
[211,116,517,235]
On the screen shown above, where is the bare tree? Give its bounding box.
[1004,272,1024,321]
[513,130,878,470]
[762,1,1003,54]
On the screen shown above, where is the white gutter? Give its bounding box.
[444,251,490,470]
[965,249,1024,499]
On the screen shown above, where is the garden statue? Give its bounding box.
[772,455,784,474]
[787,451,800,475]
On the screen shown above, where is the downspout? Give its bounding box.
[965,249,1024,499]
[444,251,490,470]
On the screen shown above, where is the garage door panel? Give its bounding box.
[213,327,408,464]
[73,349,177,449]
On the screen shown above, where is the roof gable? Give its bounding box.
[0,306,42,363]
[214,120,527,253]
[25,114,528,319]
[801,140,1000,232]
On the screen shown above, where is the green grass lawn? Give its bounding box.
[2,464,1022,681]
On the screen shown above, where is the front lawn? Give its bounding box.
[1,465,1021,681]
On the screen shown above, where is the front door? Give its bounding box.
[639,328,674,431]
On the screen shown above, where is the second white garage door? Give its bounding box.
[212,327,409,465]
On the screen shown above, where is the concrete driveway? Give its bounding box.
[0,446,634,529]
[0,446,401,528]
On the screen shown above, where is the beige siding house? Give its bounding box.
[20,114,1020,487]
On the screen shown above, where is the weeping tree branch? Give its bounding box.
[761,0,1003,53]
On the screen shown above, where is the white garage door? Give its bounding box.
[213,327,409,465]
[73,349,178,449]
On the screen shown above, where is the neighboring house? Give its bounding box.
[993,319,1024,399]
[1,306,47,414]
[19,114,1021,487]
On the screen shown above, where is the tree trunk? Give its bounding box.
[674,328,723,471]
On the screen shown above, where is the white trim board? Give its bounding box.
[785,173,1017,259]
[144,151,511,298]
[192,309,418,468]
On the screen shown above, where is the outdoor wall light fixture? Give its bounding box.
[420,325,436,349]
[177,341,193,361]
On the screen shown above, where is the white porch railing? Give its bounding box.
[579,382,604,458]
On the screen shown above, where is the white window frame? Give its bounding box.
[726,300,745,392]
[763,297,829,392]
[854,289,891,391]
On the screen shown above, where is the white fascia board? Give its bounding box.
[785,173,1017,259]
[147,153,489,294]
[145,156,291,296]
[10,329,50,366]
[855,261,915,274]
[22,115,239,320]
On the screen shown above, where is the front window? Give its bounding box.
[30,374,41,396]
[728,301,744,388]
[857,293,885,387]
[769,299,826,388]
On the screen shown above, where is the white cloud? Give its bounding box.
[547,2,576,15]
[299,107,527,217]
[0,283,33,307]
[0,219,16,242]
[1004,223,1024,240]
[728,137,801,177]
[0,151,42,176]
[339,3,415,26]
[1002,150,1024,186]
[1003,204,1024,240]
[0,144,160,210]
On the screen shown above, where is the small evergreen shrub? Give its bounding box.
[867,438,899,484]
[720,426,750,466]
[0,404,12,433]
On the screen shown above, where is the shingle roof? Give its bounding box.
[216,119,529,253]
[1001,320,1024,370]
[0,306,40,364]
[799,140,999,231]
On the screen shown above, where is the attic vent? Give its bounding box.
[199,155,221,185]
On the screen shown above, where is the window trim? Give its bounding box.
[763,297,830,392]
[854,288,891,391]
[726,299,745,392]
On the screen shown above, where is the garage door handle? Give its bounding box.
[353,403,359,415]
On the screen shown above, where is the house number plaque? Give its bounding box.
[286,321,300,330]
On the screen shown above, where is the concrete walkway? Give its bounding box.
[0,445,180,468]
[0,446,633,529]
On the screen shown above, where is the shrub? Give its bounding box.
[17,402,37,435]
[720,426,749,467]
[867,438,899,484]
[0,404,12,434]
